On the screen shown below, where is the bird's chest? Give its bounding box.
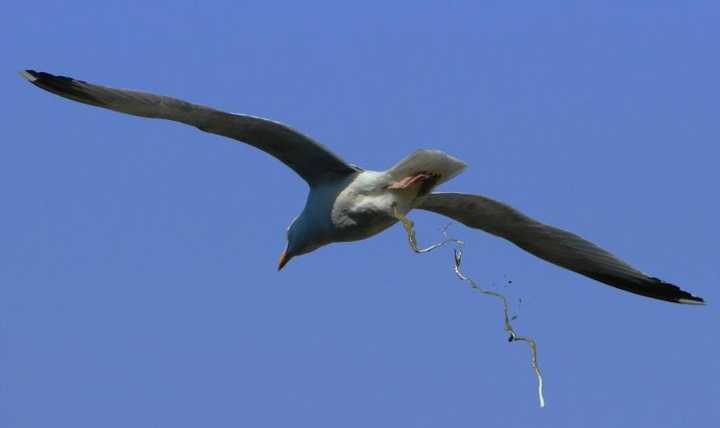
[330,183,415,242]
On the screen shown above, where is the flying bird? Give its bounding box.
[20,70,704,305]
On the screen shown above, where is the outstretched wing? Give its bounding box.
[20,70,359,185]
[417,192,704,304]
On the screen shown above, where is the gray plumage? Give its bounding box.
[20,70,704,305]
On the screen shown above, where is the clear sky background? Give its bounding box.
[2,1,718,427]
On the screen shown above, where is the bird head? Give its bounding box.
[278,215,324,270]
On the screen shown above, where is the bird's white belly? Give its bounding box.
[328,171,418,242]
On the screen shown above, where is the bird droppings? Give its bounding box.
[392,206,546,408]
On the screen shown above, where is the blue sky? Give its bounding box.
[2,1,718,426]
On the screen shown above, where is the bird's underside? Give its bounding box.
[21,69,705,305]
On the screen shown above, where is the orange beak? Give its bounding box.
[278,248,292,271]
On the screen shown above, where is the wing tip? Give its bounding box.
[677,297,705,305]
[19,69,106,107]
[646,277,705,305]
[583,272,705,305]
[19,69,76,87]
[19,69,39,82]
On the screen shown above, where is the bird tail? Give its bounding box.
[387,149,466,188]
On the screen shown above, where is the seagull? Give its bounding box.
[20,70,704,305]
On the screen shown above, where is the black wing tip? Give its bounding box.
[20,69,73,84]
[585,272,705,305]
[647,277,705,305]
[20,69,104,106]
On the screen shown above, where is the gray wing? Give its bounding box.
[21,70,359,185]
[417,192,704,304]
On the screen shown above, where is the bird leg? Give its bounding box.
[388,172,441,196]
[391,205,546,408]
[388,172,435,189]
[392,205,461,253]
